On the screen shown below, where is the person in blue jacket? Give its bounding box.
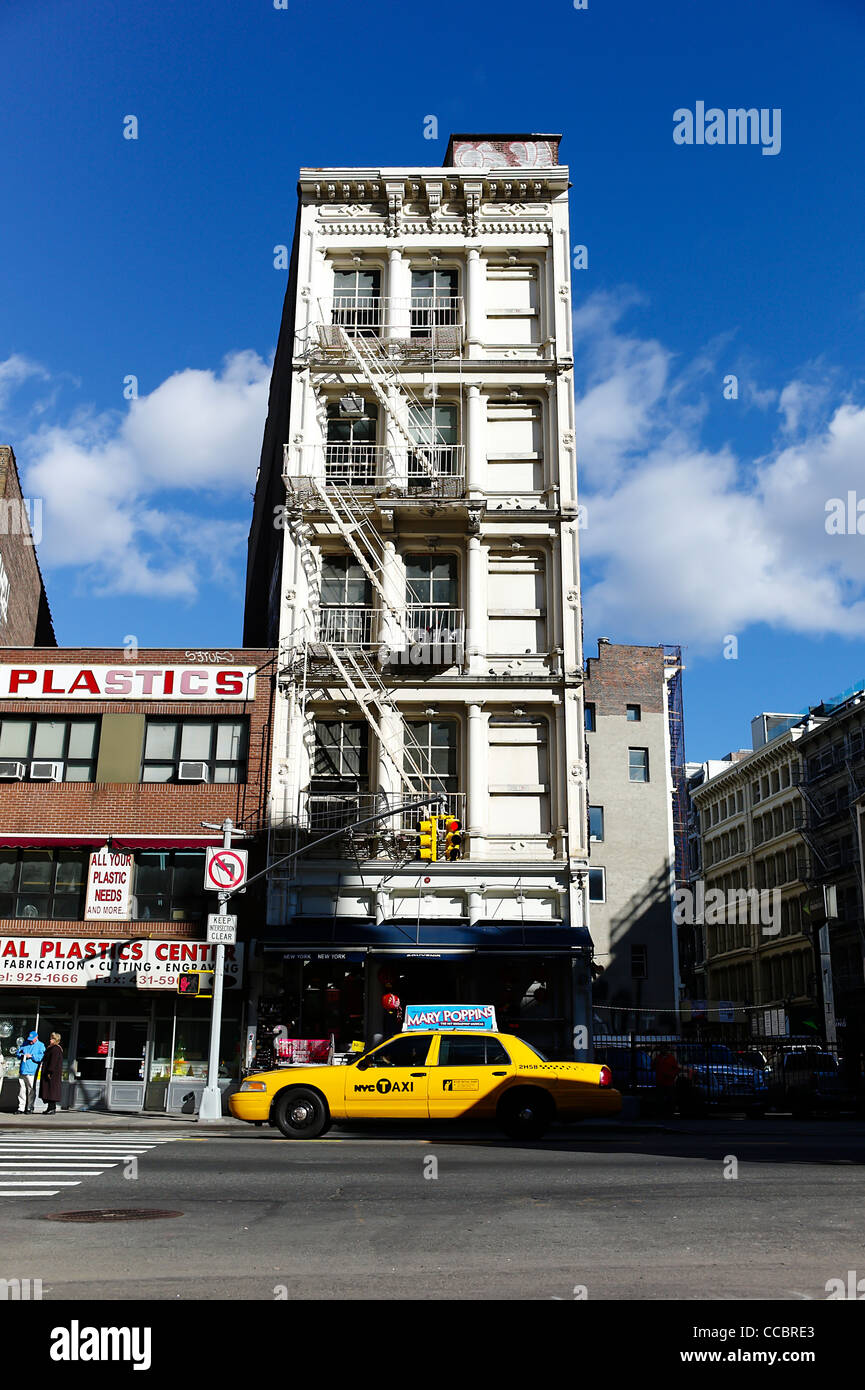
[16,1030,45,1114]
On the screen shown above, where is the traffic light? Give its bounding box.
[419,815,438,862]
[443,818,463,860]
[177,972,201,996]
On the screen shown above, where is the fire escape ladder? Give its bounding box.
[335,326,436,479]
[311,479,394,618]
[323,644,437,803]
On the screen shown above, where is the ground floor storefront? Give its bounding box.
[251,927,593,1065]
[0,940,246,1113]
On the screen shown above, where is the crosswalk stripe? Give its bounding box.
[0,1180,81,1187]
[0,1191,62,1197]
[0,1134,175,1200]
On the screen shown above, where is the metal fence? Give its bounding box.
[593,1033,864,1114]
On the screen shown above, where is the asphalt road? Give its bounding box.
[1,1117,863,1301]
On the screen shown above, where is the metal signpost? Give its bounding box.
[199,819,247,1122]
[196,796,444,1124]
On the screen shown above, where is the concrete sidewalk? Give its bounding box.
[0,1109,246,1134]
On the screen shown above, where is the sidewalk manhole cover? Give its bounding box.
[44,1209,182,1223]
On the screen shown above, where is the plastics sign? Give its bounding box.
[402,1004,497,1032]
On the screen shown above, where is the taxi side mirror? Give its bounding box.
[355,1058,370,1071]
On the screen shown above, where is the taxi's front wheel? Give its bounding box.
[273,1087,330,1139]
[497,1089,553,1140]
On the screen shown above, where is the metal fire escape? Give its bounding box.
[274,298,468,870]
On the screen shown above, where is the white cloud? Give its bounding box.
[0,354,50,413]
[576,296,865,647]
[2,351,270,601]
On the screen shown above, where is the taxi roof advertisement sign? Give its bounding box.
[402,1005,497,1032]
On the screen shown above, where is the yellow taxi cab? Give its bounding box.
[231,1029,621,1139]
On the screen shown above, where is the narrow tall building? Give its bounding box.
[245,134,594,1057]
[583,641,685,1030]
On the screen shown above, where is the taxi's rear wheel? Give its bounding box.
[273,1086,330,1139]
[497,1088,553,1140]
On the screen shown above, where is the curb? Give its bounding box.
[0,1113,247,1134]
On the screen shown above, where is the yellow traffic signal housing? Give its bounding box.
[444,818,464,860]
[419,816,438,862]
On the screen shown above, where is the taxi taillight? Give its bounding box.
[598,1065,612,1088]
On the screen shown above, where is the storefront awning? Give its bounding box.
[0,834,224,850]
[261,918,592,951]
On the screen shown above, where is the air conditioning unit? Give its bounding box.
[30,761,64,781]
[338,393,365,418]
[177,760,209,782]
[0,761,25,780]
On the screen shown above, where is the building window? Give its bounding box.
[588,867,605,902]
[630,945,648,979]
[411,267,459,333]
[404,719,458,798]
[0,718,99,782]
[319,555,372,646]
[312,720,369,794]
[408,403,459,481]
[626,704,641,721]
[0,849,88,919]
[332,266,381,335]
[310,720,369,830]
[404,554,460,648]
[134,851,208,923]
[325,400,379,485]
[584,703,596,733]
[140,719,247,783]
[628,747,649,782]
[589,805,604,841]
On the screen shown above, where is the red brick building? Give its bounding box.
[0,647,275,1113]
[0,447,56,648]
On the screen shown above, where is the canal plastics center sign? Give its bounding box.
[0,665,257,700]
[0,938,244,990]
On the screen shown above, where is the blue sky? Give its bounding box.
[2,0,865,761]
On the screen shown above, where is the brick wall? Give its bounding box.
[583,642,667,715]
[0,446,56,647]
[0,646,275,834]
[0,648,275,940]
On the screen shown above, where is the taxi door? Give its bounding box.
[344,1033,433,1119]
[427,1033,514,1119]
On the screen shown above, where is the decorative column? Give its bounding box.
[466,533,486,676]
[379,538,403,664]
[387,247,411,339]
[377,704,401,805]
[465,383,484,497]
[465,246,485,357]
[467,703,488,848]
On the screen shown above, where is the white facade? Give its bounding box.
[255,135,592,1054]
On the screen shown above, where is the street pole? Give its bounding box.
[195,795,442,1123]
[198,817,233,1123]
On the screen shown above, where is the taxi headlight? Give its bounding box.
[239,1079,268,1092]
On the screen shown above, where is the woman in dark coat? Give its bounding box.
[39,1032,63,1113]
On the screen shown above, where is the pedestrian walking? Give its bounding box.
[39,1032,63,1114]
[16,1030,45,1114]
[654,1045,680,1118]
